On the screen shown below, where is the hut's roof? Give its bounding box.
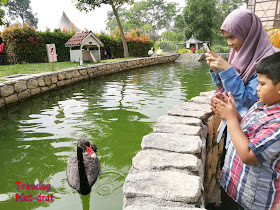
[186,35,203,44]
[65,31,104,47]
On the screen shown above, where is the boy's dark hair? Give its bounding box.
[256,52,280,85]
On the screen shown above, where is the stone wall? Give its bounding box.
[0,54,179,109]
[177,53,229,62]
[123,90,222,210]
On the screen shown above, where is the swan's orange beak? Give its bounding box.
[85,145,96,158]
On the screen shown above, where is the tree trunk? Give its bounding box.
[111,3,129,58]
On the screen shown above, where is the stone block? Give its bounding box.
[153,124,205,138]
[4,94,18,104]
[41,87,49,92]
[71,77,79,83]
[157,115,201,126]
[57,81,65,87]
[1,85,15,97]
[15,80,27,92]
[18,89,31,101]
[27,79,39,89]
[44,76,52,86]
[64,79,72,85]
[30,87,41,96]
[132,149,201,172]
[66,71,73,79]
[142,133,202,154]
[73,71,81,78]
[58,72,66,80]
[37,77,45,87]
[49,84,56,90]
[79,69,88,76]
[51,75,58,83]
[167,108,209,120]
[173,102,211,112]
[189,96,212,104]
[123,171,202,203]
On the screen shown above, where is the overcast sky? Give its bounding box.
[29,0,186,33]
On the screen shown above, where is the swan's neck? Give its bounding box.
[77,147,91,194]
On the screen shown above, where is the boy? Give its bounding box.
[211,52,280,210]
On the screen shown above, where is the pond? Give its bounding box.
[0,61,215,210]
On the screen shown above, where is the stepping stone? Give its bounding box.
[123,171,202,203]
[132,149,201,172]
[153,124,207,139]
[141,133,203,154]
[167,109,208,119]
[158,115,202,126]
[173,102,211,112]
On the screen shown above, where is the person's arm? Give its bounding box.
[209,69,222,88]
[206,51,258,110]
[225,115,259,165]
[212,93,259,165]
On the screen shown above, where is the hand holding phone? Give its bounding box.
[202,43,211,52]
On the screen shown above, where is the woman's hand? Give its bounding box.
[205,51,232,71]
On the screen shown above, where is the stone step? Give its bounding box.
[153,124,207,139]
[123,171,202,203]
[157,115,202,126]
[173,102,211,112]
[131,149,202,173]
[167,109,208,120]
[141,133,203,154]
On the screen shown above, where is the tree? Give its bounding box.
[183,0,217,43]
[5,0,38,28]
[75,0,134,58]
[106,0,178,41]
[0,0,7,26]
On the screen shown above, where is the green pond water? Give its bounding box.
[0,61,215,210]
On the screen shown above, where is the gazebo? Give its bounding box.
[176,35,210,53]
[65,31,104,65]
[185,35,203,50]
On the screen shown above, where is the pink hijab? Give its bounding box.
[219,9,279,89]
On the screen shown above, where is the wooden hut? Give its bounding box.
[65,31,104,65]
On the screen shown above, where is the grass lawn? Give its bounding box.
[0,57,137,78]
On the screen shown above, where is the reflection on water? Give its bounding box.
[0,62,215,210]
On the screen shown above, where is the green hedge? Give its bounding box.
[98,33,153,59]
[38,29,75,62]
[1,25,153,64]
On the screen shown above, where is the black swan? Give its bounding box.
[67,138,101,195]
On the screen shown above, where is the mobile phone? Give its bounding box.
[202,43,211,52]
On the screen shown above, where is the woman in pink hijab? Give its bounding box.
[206,9,279,165]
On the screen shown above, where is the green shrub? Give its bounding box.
[211,45,230,53]
[39,29,75,62]
[1,24,154,64]
[2,24,46,64]
[98,32,153,58]
[177,48,189,54]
